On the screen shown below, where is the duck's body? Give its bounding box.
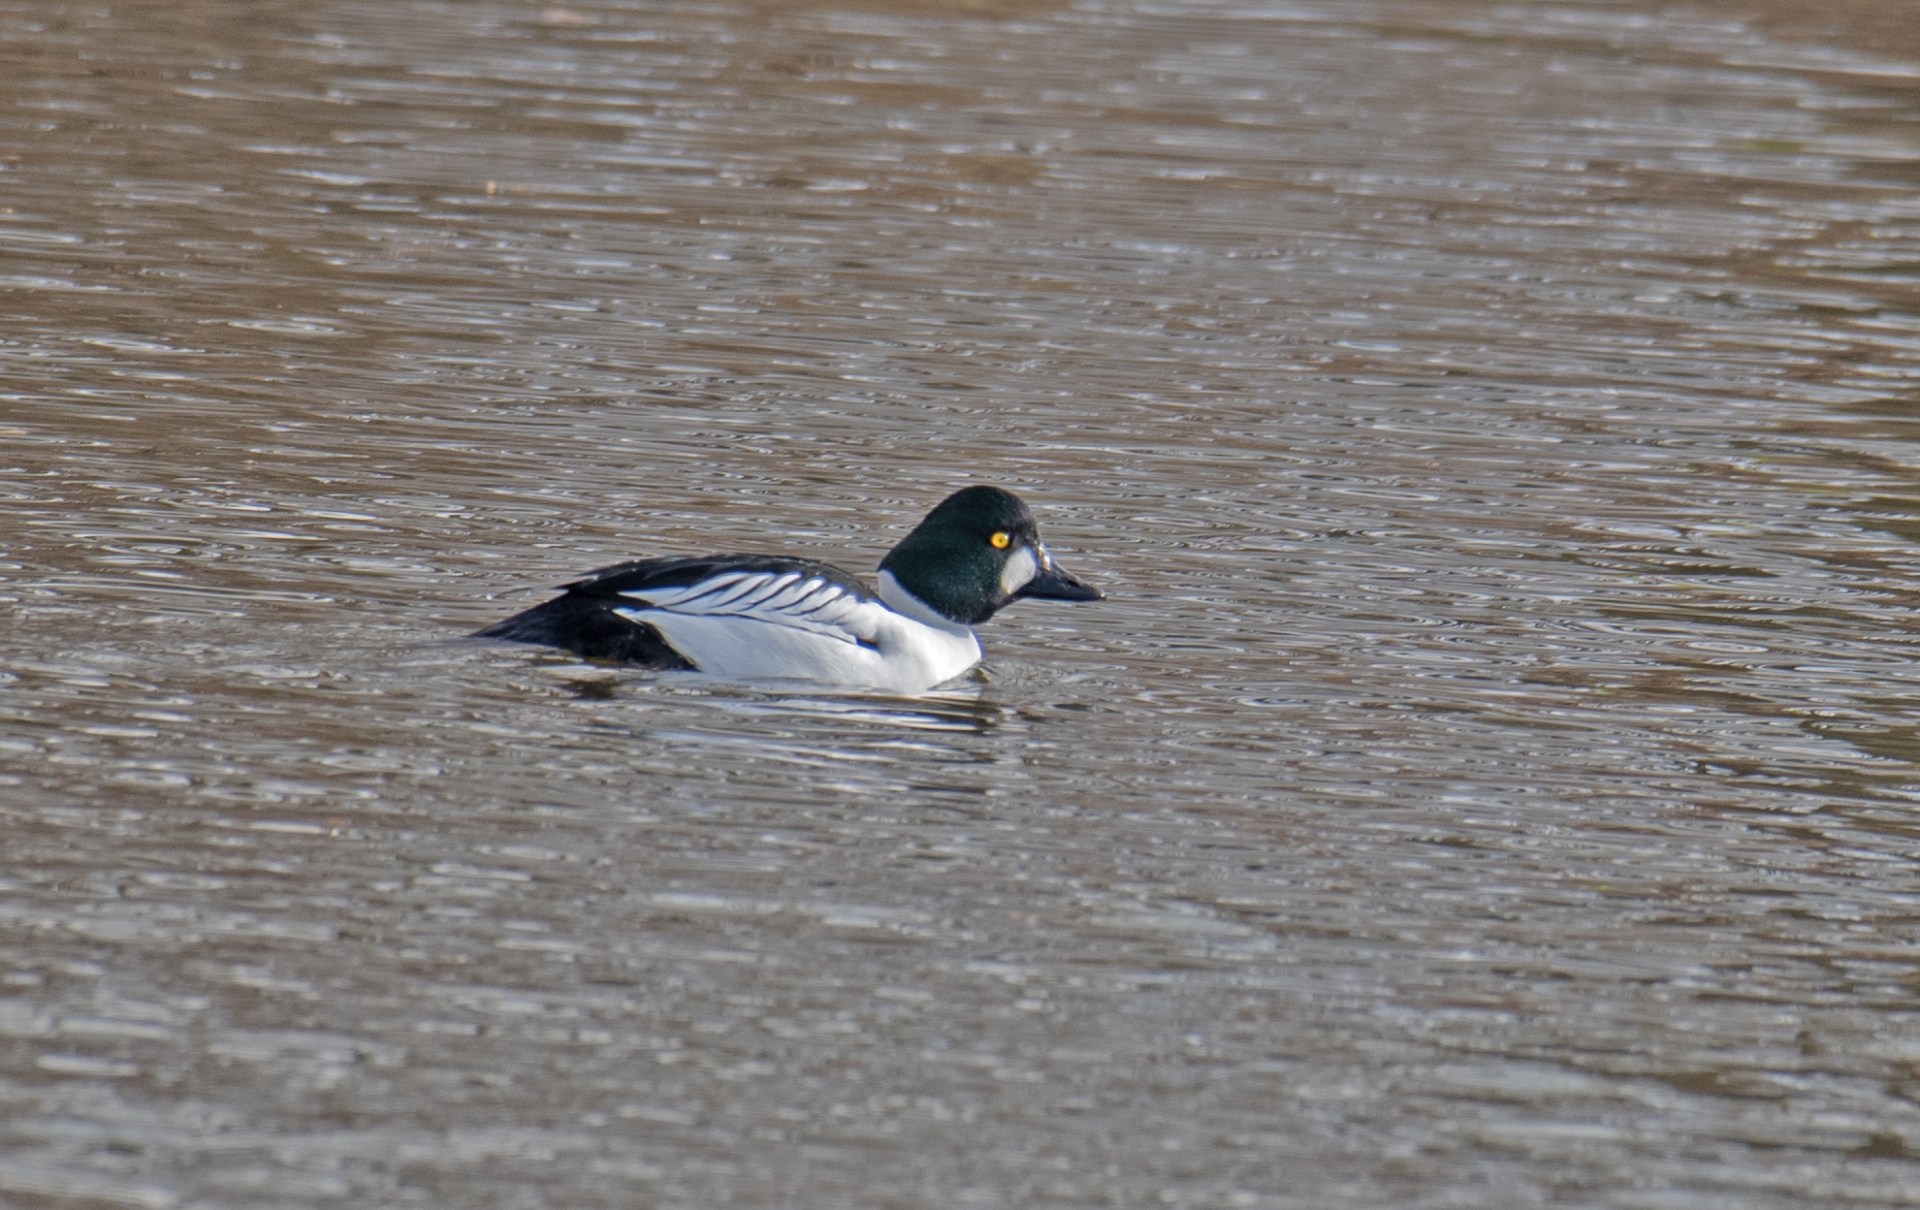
[475,487,1100,694]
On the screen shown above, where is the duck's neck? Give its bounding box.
[877,571,976,636]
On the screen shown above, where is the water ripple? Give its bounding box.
[4,0,1920,1205]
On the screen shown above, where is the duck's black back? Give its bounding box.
[560,554,871,600]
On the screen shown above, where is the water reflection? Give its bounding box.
[4,0,1920,1205]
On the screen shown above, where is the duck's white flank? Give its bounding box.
[611,568,980,694]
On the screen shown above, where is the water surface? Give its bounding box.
[4,0,1920,1206]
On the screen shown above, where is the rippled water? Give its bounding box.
[5,0,1920,1205]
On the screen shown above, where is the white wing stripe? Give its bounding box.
[741,572,803,607]
[710,576,824,615]
[807,596,857,623]
[694,577,774,610]
[620,573,751,609]
[760,579,818,611]
[614,571,878,647]
[792,593,848,620]
[715,583,777,610]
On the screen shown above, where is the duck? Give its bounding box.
[473,486,1103,694]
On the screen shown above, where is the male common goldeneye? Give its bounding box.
[474,486,1102,694]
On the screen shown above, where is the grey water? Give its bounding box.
[4,0,1920,1205]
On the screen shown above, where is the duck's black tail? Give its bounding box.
[474,596,696,668]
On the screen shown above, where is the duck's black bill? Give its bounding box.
[1015,562,1104,602]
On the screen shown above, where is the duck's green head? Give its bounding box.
[878,486,1103,626]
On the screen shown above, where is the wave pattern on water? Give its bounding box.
[3,0,1920,1206]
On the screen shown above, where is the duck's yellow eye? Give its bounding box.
[990,531,1011,550]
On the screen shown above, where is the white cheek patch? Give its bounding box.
[998,546,1038,595]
